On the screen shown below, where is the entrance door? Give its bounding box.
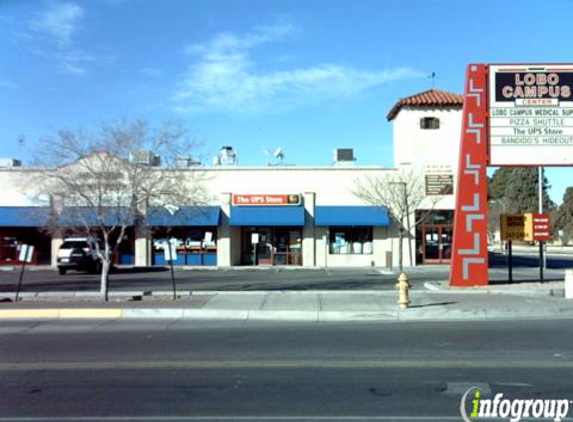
[422,225,453,264]
[256,242,273,266]
[241,227,302,266]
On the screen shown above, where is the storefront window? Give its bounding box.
[329,226,373,255]
[152,227,217,266]
[0,229,52,265]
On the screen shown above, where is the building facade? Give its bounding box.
[388,89,463,264]
[0,89,464,269]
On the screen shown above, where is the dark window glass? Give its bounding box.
[420,117,440,129]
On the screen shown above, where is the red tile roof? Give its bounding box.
[387,89,464,121]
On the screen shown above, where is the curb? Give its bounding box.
[1,290,401,298]
[423,281,558,297]
[2,307,573,322]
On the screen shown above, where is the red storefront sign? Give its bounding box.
[232,194,301,206]
[533,213,552,241]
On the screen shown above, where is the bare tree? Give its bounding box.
[353,168,440,271]
[26,119,210,301]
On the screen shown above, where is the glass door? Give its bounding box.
[241,227,302,266]
[422,225,453,264]
[423,227,441,263]
[441,227,453,261]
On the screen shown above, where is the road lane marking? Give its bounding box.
[0,309,60,319]
[0,418,468,421]
[1,359,572,371]
[0,309,122,319]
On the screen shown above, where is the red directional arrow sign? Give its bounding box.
[533,213,552,241]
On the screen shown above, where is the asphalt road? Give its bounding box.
[1,319,573,421]
[0,252,570,293]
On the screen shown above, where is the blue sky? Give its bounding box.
[1,0,572,204]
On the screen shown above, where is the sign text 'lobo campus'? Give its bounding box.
[489,64,573,165]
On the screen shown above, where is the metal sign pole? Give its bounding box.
[15,258,27,302]
[508,240,513,284]
[15,245,32,302]
[168,240,177,300]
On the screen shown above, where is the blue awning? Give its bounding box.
[59,206,136,227]
[315,206,390,226]
[0,207,52,227]
[146,206,220,226]
[230,206,305,226]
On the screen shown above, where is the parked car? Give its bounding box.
[56,237,103,275]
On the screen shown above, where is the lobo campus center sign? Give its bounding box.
[450,64,572,287]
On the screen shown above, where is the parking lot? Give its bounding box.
[0,251,569,294]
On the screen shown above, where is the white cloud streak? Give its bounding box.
[31,2,85,47]
[174,23,423,114]
[28,2,92,75]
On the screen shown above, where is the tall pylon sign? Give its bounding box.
[450,64,573,287]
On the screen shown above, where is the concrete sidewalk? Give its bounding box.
[424,280,566,297]
[1,288,573,322]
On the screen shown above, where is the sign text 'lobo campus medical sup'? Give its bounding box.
[489,64,573,165]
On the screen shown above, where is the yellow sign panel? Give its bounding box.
[501,213,533,241]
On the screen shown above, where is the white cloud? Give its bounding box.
[31,2,85,47]
[27,2,95,75]
[174,23,423,114]
[32,47,95,75]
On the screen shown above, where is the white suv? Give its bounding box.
[56,237,103,275]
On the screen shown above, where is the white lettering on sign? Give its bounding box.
[489,64,573,165]
[232,194,301,206]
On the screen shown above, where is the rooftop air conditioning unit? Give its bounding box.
[219,146,238,166]
[0,158,22,168]
[129,150,160,166]
[175,156,201,168]
[333,149,355,167]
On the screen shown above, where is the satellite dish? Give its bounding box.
[274,148,284,159]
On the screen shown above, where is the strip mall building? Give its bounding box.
[0,89,463,268]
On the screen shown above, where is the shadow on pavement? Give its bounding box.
[409,301,457,309]
[489,278,562,286]
[489,252,573,269]
[111,266,169,274]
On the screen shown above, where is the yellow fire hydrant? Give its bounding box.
[396,272,411,309]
